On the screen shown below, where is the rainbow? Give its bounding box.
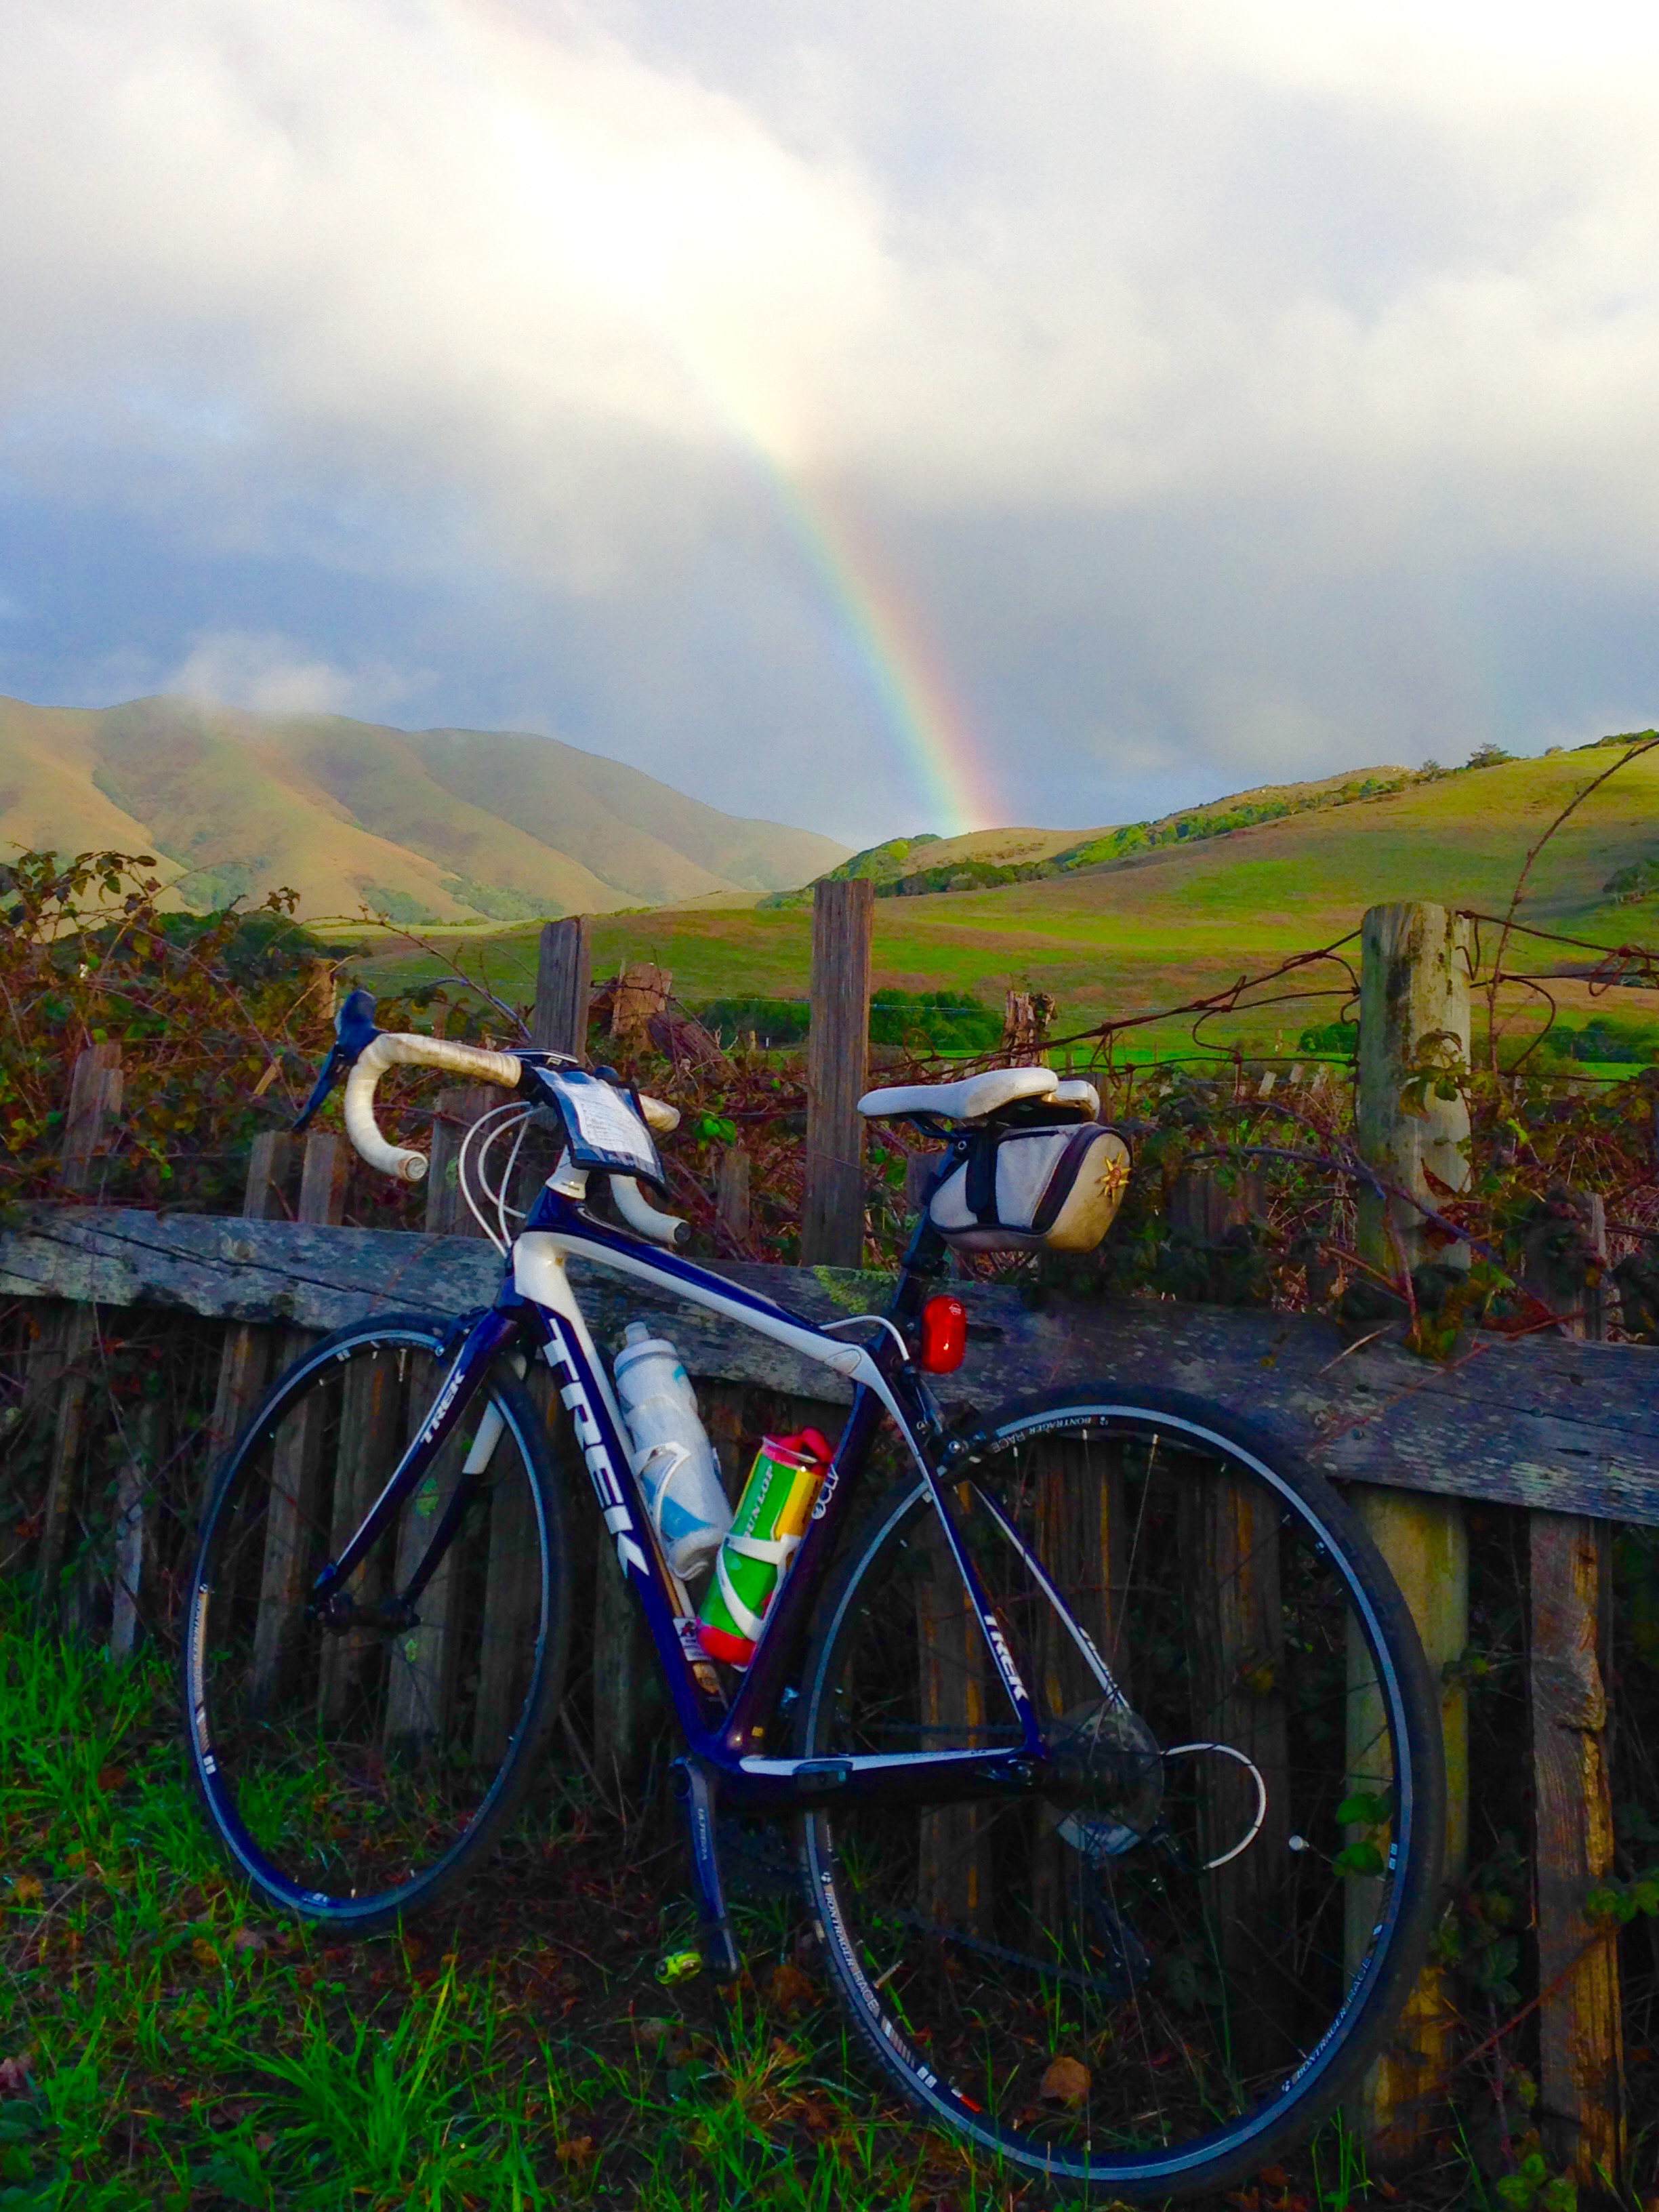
[762,474,1000,838]
[423,0,1002,840]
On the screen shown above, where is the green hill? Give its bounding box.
[0,693,850,922]
[354,738,1659,1053]
[769,767,1420,905]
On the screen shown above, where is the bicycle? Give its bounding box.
[184,994,1444,2202]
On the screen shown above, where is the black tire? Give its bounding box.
[796,1385,1444,2202]
[184,1315,569,1934]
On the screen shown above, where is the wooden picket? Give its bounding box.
[801,876,873,1267]
[1349,903,1474,2153]
[1525,1188,1624,2181]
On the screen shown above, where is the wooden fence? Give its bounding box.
[3,895,1656,2192]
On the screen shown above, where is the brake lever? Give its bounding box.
[292,987,382,1134]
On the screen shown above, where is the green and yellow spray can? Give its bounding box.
[697,1429,833,1666]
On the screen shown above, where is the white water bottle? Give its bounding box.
[612,1324,732,1578]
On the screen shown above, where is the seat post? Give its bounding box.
[890,1207,951,1322]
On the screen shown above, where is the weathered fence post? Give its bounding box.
[611,962,671,1049]
[297,1130,350,1227]
[903,1150,938,1217]
[532,918,591,1059]
[108,1399,161,1659]
[528,920,657,1786]
[1531,1513,1624,2189]
[60,1040,123,1195]
[1525,1189,1624,2189]
[715,1144,751,1251]
[251,1132,350,1696]
[1170,1166,1294,2043]
[426,1086,496,1239]
[1349,901,1473,2153]
[801,878,874,1268]
[202,1133,295,1512]
[1002,987,1055,1058]
[33,1041,123,1624]
[421,1082,548,1767]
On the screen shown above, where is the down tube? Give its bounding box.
[540,1312,718,1746]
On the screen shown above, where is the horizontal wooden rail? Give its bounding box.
[5,1202,1658,1526]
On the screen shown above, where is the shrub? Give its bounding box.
[0,850,338,1208]
[869,989,1003,1052]
[696,997,811,1048]
[1539,1018,1658,1065]
[1605,857,1659,905]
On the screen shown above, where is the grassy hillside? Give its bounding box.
[354,742,1659,1052]
[0,693,849,923]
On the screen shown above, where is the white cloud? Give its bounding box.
[4,0,1659,834]
[163,630,422,720]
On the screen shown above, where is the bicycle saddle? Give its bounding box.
[857,1066,1099,1122]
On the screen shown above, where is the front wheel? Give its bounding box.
[184,1316,569,1934]
[796,1386,1445,2202]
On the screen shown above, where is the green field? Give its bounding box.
[351,746,1659,1057]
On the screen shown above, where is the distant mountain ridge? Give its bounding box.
[0,693,851,920]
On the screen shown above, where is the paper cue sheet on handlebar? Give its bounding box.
[533,1066,665,1186]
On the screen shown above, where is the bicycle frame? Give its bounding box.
[310,1179,1078,1835]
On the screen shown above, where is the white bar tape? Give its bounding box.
[611,1173,690,1246]
[342,1031,523,1182]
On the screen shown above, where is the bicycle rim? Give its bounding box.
[797,1393,1442,2200]
[185,1320,566,1929]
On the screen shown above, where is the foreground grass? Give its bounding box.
[1,1595,1503,2210]
[0,1601,979,2209]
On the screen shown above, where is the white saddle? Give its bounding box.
[857,1066,1100,1124]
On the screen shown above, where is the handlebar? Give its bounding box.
[343,1032,524,1181]
[320,1010,688,1248]
[611,1174,692,1247]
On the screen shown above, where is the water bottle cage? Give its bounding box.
[634,1441,694,1544]
[712,1530,802,1642]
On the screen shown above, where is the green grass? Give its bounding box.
[0,1593,1012,2208]
[350,747,1659,1059]
[1,1591,1495,2209]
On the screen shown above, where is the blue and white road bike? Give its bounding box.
[184,994,1443,2201]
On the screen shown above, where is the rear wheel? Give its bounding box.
[796,1387,1443,2201]
[184,1317,568,1933]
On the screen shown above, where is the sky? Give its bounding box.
[5,0,1659,846]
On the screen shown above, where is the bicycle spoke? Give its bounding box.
[186,1324,565,1926]
[800,1400,1438,2194]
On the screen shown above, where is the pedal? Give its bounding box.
[671,1757,741,1982]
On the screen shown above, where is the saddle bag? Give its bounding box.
[928,1122,1131,1254]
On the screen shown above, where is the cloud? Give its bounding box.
[3,0,1659,839]
[160,630,421,720]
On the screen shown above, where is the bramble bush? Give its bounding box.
[0,850,337,1212]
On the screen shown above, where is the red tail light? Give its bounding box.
[917,1294,967,1373]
